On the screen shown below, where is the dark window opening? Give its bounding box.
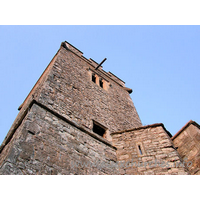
[99,79,103,88]
[138,145,143,155]
[92,74,96,83]
[93,122,106,138]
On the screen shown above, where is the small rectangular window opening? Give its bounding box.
[93,122,106,139]
[138,145,143,155]
[99,79,103,88]
[92,74,96,83]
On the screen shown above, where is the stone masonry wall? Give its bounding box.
[0,41,142,175]
[36,46,142,137]
[0,103,118,175]
[111,124,189,175]
[172,123,200,175]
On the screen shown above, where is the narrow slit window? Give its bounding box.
[99,79,103,88]
[92,74,96,83]
[138,145,143,155]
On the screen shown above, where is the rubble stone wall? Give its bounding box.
[37,47,142,136]
[112,125,189,175]
[2,42,198,175]
[0,103,118,175]
[172,123,200,175]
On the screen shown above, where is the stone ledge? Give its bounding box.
[35,101,117,150]
[111,123,172,138]
[0,99,117,154]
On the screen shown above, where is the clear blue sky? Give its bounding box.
[0,25,199,145]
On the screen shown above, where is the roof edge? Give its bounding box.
[111,123,172,137]
[171,120,200,140]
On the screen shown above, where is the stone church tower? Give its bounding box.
[0,41,199,174]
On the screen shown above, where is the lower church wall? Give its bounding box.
[111,125,189,175]
[0,103,118,175]
[0,102,197,175]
